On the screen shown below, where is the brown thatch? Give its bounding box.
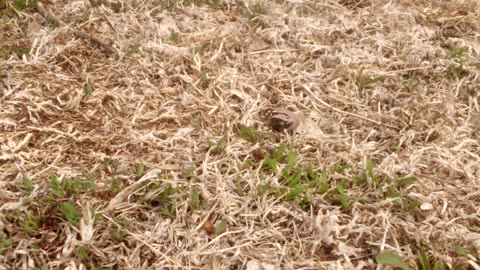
[1,0,479,269]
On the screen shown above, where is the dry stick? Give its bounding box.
[303,84,400,130]
[35,2,115,55]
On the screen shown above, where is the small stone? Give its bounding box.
[420,202,433,211]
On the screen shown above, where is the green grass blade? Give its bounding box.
[418,250,431,270]
[214,218,228,235]
[376,251,414,270]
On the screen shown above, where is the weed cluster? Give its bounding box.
[247,141,419,212]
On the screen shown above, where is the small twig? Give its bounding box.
[35,2,115,55]
[303,84,400,130]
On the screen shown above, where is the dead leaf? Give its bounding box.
[246,260,275,270]
[267,108,304,132]
[203,220,214,235]
[27,18,42,37]
[248,36,268,52]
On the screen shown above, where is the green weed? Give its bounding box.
[112,217,129,240]
[141,183,178,218]
[75,245,91,261]
[0,235,12,254]
[250,2,267,15]
[256,144,419,211]
[59,200,81,225]
[102,158,126,192]
[376,251,414,270]
[49,174,95,199]
[15,210,43,234]
[376,250,466,270]
[356,67,386,89]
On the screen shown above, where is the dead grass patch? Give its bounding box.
[1,0,480,269]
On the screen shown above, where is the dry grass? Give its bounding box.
[1,0,480,269]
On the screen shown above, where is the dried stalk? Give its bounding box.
[35,2,115,55]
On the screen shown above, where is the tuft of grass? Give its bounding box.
[376,250,466,270]
[256,144,419,211]
[0,235,12,254]
[102,157,127,193]
[239,126,257,143]
[250,2,267,15]
[59,200,81,225]
[136,163,145,177]
[183,0,203,6]
[209,135,228,155]
[49,174,95,199]
[22,175,34,193]
[199,70,209,87]
[141,182,179,219]
[182,166,195,179]
[75,245,91,261]
[261,155,278,173]
[14,47,29,58]
[15,210,44,234]
[126,44,141,56]
[12,0,38,11]
[84,81,94,96]
[356,67,386,89]
[169,30,180,43]
[236,1,268,24]
[376,251,414,270]
[190,188,200,210]
[402,71,419,91]
[239,125,272,144]
[447,47,466,80]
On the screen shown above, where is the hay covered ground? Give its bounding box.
[1,0,480,269]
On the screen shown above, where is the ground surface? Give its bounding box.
[1,0,480,269]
